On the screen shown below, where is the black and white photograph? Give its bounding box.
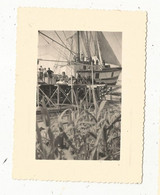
[36,30,122,160]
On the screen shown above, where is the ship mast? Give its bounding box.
[77,31,80,62]
[77,31,94,85]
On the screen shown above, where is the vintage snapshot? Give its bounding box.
[36,31,122,160]
[13,9,146,182]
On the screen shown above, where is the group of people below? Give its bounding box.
[37,66,69,85]
[73,53,106,67]
[37,66,95,85]
[38,66,53,84]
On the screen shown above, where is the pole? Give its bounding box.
[57,85,59,106]
[38,59,68,63]
[77,31,80,62]
[71,66,74,104]
[37,68,40,107]
[37,85,39,107]
[91,62,94,85]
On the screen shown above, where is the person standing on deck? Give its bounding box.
[47,68,53,84]
[61,72,68,83]
[37,68,41,83]
[43,68,47,83]
[76,73,83,84]
[81,53,84,62]
[92,56,100,71]
[39,66,43,81]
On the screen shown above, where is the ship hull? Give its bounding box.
[77,67,121,85]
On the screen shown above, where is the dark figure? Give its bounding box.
[47,68,53,84]
[43,68,47,82]
[61,72,68,82]
[76,73,82,84]
[87,76,92,84]
[96,60,99,65]
[81,53,84,62]
[89,56,92,64]
[39,66,43,81]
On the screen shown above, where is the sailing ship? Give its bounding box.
[66,31,121,85]
[37,31,122,110]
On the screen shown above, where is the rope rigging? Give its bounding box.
[39,32,69,61]
[55,31,68,49]
[39,31,76,56]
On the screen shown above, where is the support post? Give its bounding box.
[37,85,39,107]
[77,31,80,62]
[91,62,94,85]
[57,85,60,106]
[71,68,74,104]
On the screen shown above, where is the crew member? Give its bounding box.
[39,66,43,81]
[61,72,68,83]
[47,68,53,84]
[77,73,83,84]
[92,56,99,65]
[81,53,84,62]
[43,68,47,83]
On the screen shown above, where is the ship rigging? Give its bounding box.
[37,30,122,114]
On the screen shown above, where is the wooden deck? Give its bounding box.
[36,83,121,114]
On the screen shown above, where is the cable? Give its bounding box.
[39,31,76,55]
